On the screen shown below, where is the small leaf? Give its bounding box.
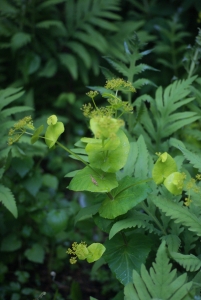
[24,243,45,263]
[31,125,44,144]
[45,122,64,148]
[68,166,118,193]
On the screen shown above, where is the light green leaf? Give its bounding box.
[24,243,45,263]
[99,176,149,219]
[87,243,106,263]
[0,184,17,218]
[85,130,129,172]
[45,122,64,148]
[134,135,149,179]
[31,125,44,144]
[170,252,201,272]
[104,233,152,285]
[152,152,177,184]
[68,166,118,193]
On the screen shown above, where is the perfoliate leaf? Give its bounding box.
[85,130,130,172]
[104,233,152,285]
[87,243,106,263]
[152,152,177,184]
[45,122,64,148]
[0,184,17,218]
[68,166,118,193]
[99,176,150,219]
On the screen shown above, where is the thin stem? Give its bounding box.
[120,232,128,246]
[141,202,167,235]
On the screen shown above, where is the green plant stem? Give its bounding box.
[141,202,167,235]
[188,48,200,78]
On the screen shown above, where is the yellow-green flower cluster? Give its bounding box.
[66,241,88,264]
[81,103,112,119]
[105,78,136,93]
[8,116,34,145]
[86,91,99,99]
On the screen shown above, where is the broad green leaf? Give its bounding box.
[1,234,21,251]
[87,243,106,263]
[46,209,68,233]
[24,243,45,263]
[99,176,149,219]
[11,32,31,50]
[68,166,118,193]
[0,184,17,218]
[31,125,44,144]
[42,174,58,190]
[103,233,152,285]
[152,152,177,184]
[12,157,34,178]
[45,122,64,148]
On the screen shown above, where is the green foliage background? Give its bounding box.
[1,0,201,299]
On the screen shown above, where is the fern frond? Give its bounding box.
[170,252,201,272]
[0,184,17,218]
[0,87,24,110]
[134,135,149,179]
[109,211,160,239]
[124,241,194,300]
[151,195,201,236]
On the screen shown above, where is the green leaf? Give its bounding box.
[68,166,118,193]
[24,243,45,263]
[12,157,34,178]
[152,152,177,184]
[31,125,44,144]
[45,122,64,148]
[134,135,149,179]
[152,195,201,236]
[1,234,21,251]
[11,32,31,50]
[109,211,158,239]
[59,53,78,79]
[104,233,152,285]
[170,252,201,272]
[99,177,149,219]
[125,241,193,300]
[42,174,58,190]
[87,243,106,263]
[75,204,101,224]
[0,184,17,218]
[85,130,130,172]
[46,209,68,233]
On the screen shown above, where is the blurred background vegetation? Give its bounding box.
[0,0,201,299]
